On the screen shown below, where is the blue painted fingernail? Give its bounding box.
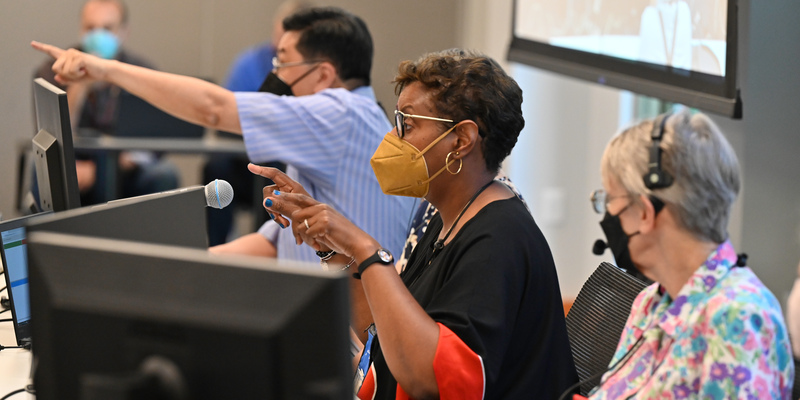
[273,190,281,195]
[264,198,273,207]
[278,222,285,228]
[267,212,274,220]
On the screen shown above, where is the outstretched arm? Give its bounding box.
[32,41,242,134]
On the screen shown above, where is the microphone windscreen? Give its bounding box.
[205,179,234,209]
[592,239,607,255]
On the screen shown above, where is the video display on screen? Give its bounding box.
[515,0,728,77]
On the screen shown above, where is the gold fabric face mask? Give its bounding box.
[370,125,457,198]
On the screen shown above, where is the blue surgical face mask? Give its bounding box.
[81,29,120,59]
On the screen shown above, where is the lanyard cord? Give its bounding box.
[402,179,495,289]
[433,179,495,253]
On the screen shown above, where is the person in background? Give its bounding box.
[204,0,312,246]
[254,49,578,399]
[224,0,313,92]
[34,0,178,205]
[33,6,415,263]
[587,110,793,399]
[785,259,800,358]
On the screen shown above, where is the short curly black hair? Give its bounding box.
[393,49,524,172]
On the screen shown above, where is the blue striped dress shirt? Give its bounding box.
[235,86,416,265]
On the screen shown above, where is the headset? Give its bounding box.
[642,114,748,265]
[643,113,674,189]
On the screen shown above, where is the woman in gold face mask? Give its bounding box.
[251,49,578,399]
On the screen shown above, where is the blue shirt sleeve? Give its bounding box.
[235,88,362,187]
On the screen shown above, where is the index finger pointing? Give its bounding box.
[248,163,288,182]
[248,163,308,195]
[31,41,65,59]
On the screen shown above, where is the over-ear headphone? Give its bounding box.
[643,113,674,189]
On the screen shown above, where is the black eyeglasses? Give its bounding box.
[394,110,453,139]
[271,57,323,71]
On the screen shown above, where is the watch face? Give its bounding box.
[378,249,392,263]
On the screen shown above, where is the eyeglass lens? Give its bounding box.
[395,111,405,138]
[591,190,606,214]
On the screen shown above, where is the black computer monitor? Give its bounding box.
[27,232,352,400]
[32,78,81,212]
[27,185,210,249]
[0,212,51,346]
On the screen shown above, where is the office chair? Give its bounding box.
[565,262,648,396]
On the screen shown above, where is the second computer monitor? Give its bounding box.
[32,78,81,212]
[27,185,210,249]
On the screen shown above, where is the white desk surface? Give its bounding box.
[0,322,34,399]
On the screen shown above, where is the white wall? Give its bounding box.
[457,0,623,297]
[507,67,629,298]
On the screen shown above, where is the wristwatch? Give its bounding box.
[353,248,393,279]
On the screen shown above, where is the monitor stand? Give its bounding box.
[79,356,187,400]
[26,349,36,397]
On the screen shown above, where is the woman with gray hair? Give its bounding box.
[587,110,793,399]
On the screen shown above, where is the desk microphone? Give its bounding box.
[106,179,234,210]
[592,239,608,255]
[204,179,234,209]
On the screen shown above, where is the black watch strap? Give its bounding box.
[353,248,393,279]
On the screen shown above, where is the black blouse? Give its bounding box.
[366,197,578,399]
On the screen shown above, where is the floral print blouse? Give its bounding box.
[589,241,794,399]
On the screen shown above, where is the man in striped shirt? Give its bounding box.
[33,6,415,264]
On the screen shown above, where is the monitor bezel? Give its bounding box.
[508,0,742,118]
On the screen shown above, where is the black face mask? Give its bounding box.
[599,211,650,282]
[258,71,294,96]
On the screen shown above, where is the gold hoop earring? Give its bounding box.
[446,151,462,175]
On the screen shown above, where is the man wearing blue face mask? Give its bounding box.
[34,0,179,205]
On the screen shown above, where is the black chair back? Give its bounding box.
[565,262,648,395]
